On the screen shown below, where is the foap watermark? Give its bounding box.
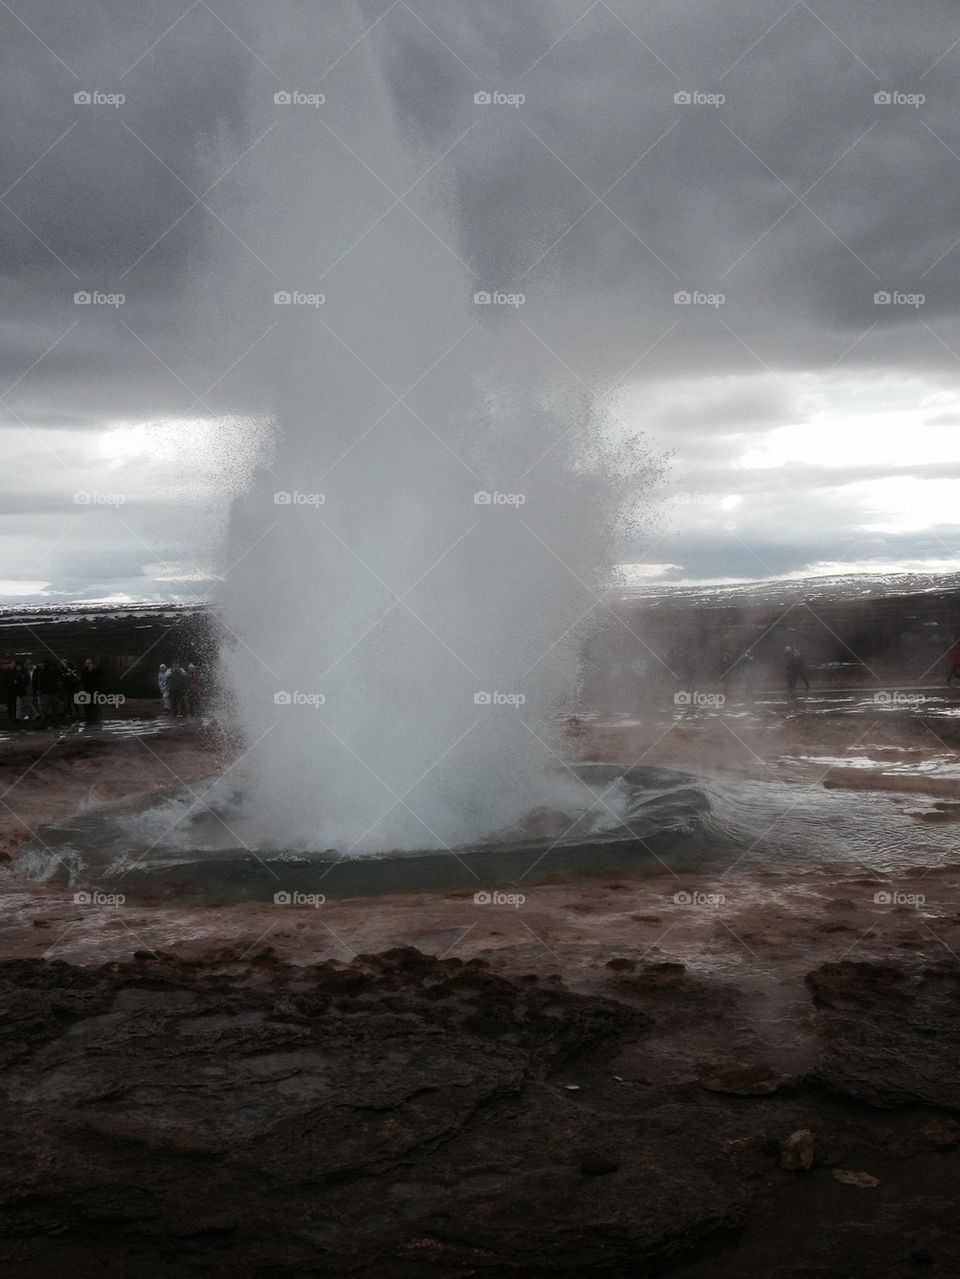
[474,90,525,108]
[74,889,125,906]
[274,690,326,708]
[673,889,726,908]
[674,90,725,108]
[874,90,925,108]
[674,689,725,709]
[74,491,126,507]
[474,889,526,907]
[74,692,125,708]
[675,491,725,506]
[874,291,925,308]
[474,290,526,308]
[474,490,525,506]
[874,889,925,908]
[274,290,325,307]
[74,90,125,108]
[274,890,326,907]
[274,90,326,107]
[274,490,325,506]
[74,290,124,307]
[873,690,927,707]
[674,290,725,308]
[474,691,526,707]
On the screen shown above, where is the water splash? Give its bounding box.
[216,6,649,853]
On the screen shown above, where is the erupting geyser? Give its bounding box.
[217,5,647,853]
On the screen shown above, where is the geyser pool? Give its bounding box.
[15,764,715,904]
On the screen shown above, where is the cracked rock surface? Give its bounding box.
[1,947,959,1277]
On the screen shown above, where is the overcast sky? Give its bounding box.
[4,0,960,603]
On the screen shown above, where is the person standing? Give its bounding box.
[19,662,38,722]
[60,661,81,718]
[158,663,172,712]
[785,646,810,693]
[36,660,62,727]
[167,663,189,717]
[4,662,18,724]
[80,658,103,726]
[12,663,31,722]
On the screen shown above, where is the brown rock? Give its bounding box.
[701,1064,782,1096]
[780,1129,815,1171]
[806,961,960,1111]
[0,951,746,1275]
[833,1168,879,1187]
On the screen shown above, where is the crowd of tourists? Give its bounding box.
[3,657,104,727]
[2,656,206,728]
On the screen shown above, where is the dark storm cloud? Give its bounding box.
[381,0,960,376]
[5,0,960,595]
[1,0,254,430]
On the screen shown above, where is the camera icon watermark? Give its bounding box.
[73,889,126,906]
[474,691,526,707]
[273,490,325,506]
[674,689,725,709]
[273,690,326,708]
[674,90,725,108]
[673,889,725,908]
[274,290,325,307]
[473,290,526,308]
[474,889,526,907]
[274,889,326,907]
[674,290,725,307]
[73,491,126,506]
[473,90,525,108]
[872,690,926,707]
[874,290,925,308]
[473,491,525,506]
[274,90,325,107]
[873,889,925,907]
[675,490,724,506]
[74,290,125,307]
[874,90,924,107]
[74,691,126,708]
[74,90,125,108]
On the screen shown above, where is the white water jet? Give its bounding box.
[217,4,648,853]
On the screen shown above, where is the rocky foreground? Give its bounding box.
[1,694,959,1275]
[1,944,958,1277]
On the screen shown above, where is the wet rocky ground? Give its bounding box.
[0,703,958,1275]
[1,945,959,1277]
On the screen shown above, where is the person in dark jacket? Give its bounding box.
[4,662,19,724]
[35,660,62,727]
[166,663,189,717]
[10,663,29,723]
[79,658,103,725]
[24,663,39,719]
[16,663,37,721]
[60,662,81,718]
[785,646,810,692]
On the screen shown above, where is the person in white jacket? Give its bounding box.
[158,663,172,713]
